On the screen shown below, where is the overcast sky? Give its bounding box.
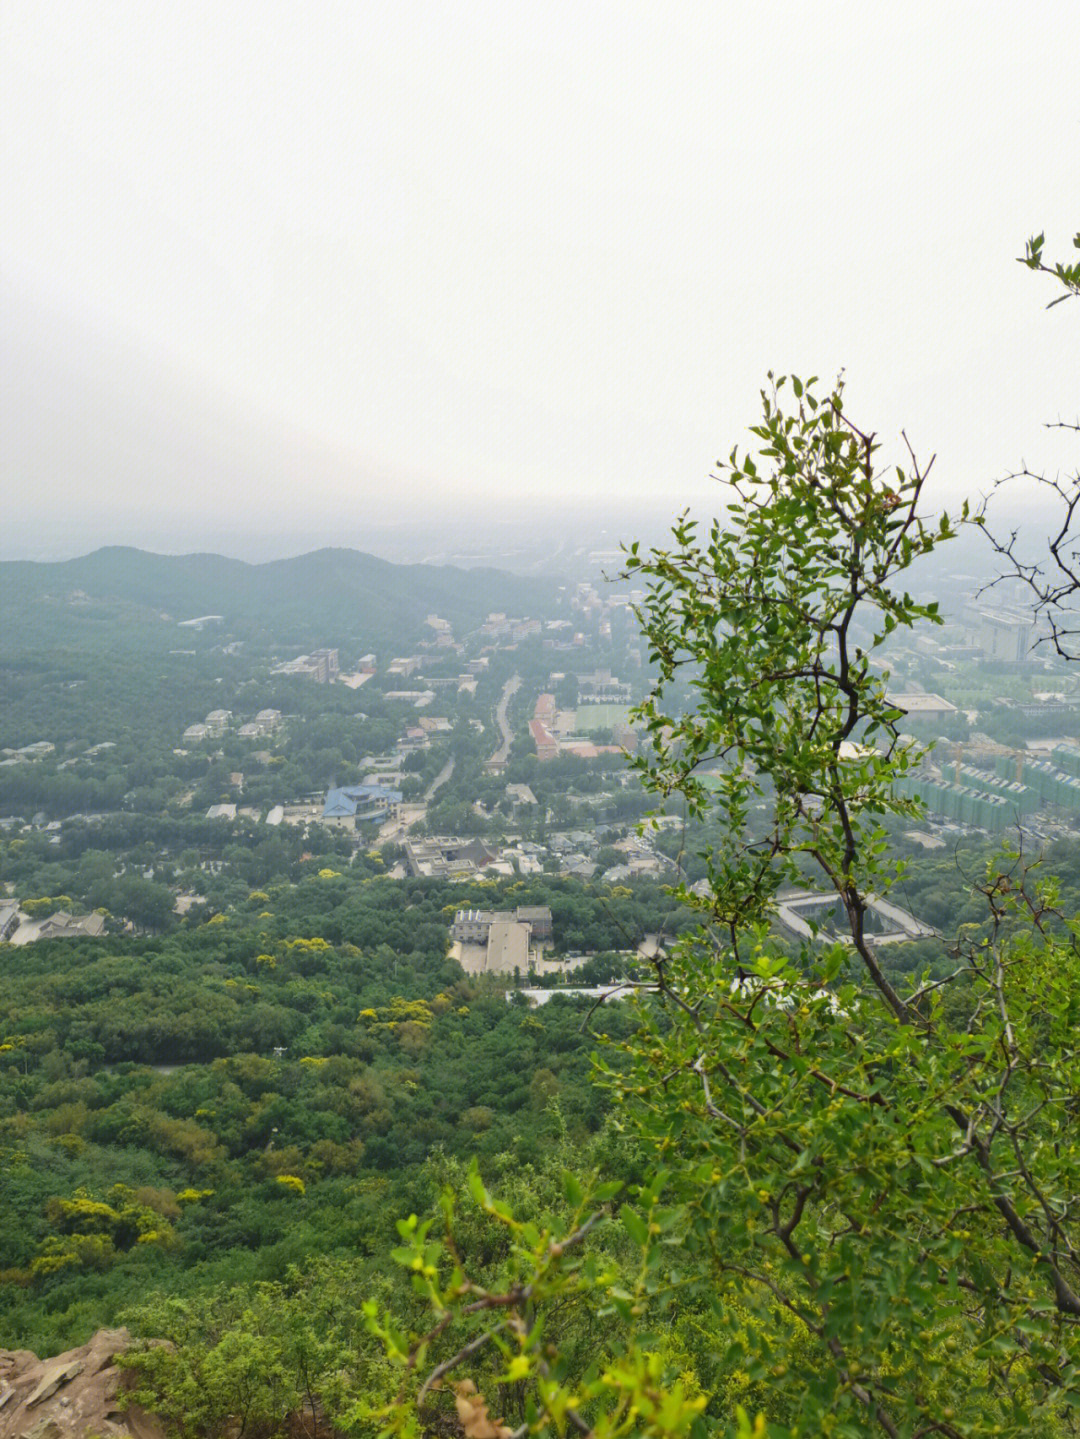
[2,1,1077,559]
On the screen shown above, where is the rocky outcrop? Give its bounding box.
[0,1329,166,1439]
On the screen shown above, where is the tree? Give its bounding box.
[979,228,1079,658]
[109,874,176,933]
[555,673,580,709]
[613,379,1080,1434]
[370,373,1080,1438]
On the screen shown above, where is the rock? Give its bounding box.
[21,1421,63,1439]
[25,1362,84,1409]
[0,1330,167,1439]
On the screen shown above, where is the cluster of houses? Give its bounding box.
[0,900,106,946]
[383,826,673,885]
[0,740,56,767]
[182,709,281,743]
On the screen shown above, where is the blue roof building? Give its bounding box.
[323,784,402,826]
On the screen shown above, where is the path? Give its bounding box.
[487,673,521,769]
[424,754,455,802]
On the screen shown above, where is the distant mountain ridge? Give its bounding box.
[0,545,558,653]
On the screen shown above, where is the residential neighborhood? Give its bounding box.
[6,551,1080,970]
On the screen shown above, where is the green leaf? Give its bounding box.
[620,1204,649,1247]
[562,1171,584,1207]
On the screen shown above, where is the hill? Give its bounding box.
[0,545,558,654]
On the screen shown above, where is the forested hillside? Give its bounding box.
[0,546,555,654]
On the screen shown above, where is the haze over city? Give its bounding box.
[7,5,1080,1430]
[3,1,1078,561]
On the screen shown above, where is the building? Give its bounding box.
[450,905,554,974]
[0,901,20,941]
[1012,697,1080,720]
[238,709,282,739]
[406,837,497,879]
[450,913,533,974]
[17,741,55,760]
[37,910,106,940]
[513,905,553,941]
[398,727,430,754]
[485,919,531,973]
[310,648,340,681]
[453,908,516,944]
[506,783,538,810]
[385,690,436,706]
[272,650,339,683]
[963,606,1036,663]
[775,890,935,945]
[576,669,632,701]
[205,709,232,736]
[885,692,959,720]
[322,783,402,828]
[273,656,322,681]
[451,905,553,945]
[529,719,559,761]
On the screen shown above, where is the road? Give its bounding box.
[488,673,521,769]
[424,754,455,802]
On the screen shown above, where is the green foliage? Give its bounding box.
[21,894,75,917]
[1022,229,1080,306]
[625,374,959,932]
[369,377,1080,1437]
[7,247,1080,1438]
[120,1265,392,1439]
[0,871,639,1353]
[26,1185,179,1278]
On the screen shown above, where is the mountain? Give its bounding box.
[0,545,559,654]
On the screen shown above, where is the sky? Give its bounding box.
[2,1,1077,560]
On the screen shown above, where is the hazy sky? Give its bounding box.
[2,1,1077,559]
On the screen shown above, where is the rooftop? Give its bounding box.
[323,783,402,819]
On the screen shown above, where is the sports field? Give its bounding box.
[576,702,633,732]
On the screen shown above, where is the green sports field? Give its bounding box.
[575,702,633,732]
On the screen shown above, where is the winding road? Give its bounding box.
[487,673,521,769]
